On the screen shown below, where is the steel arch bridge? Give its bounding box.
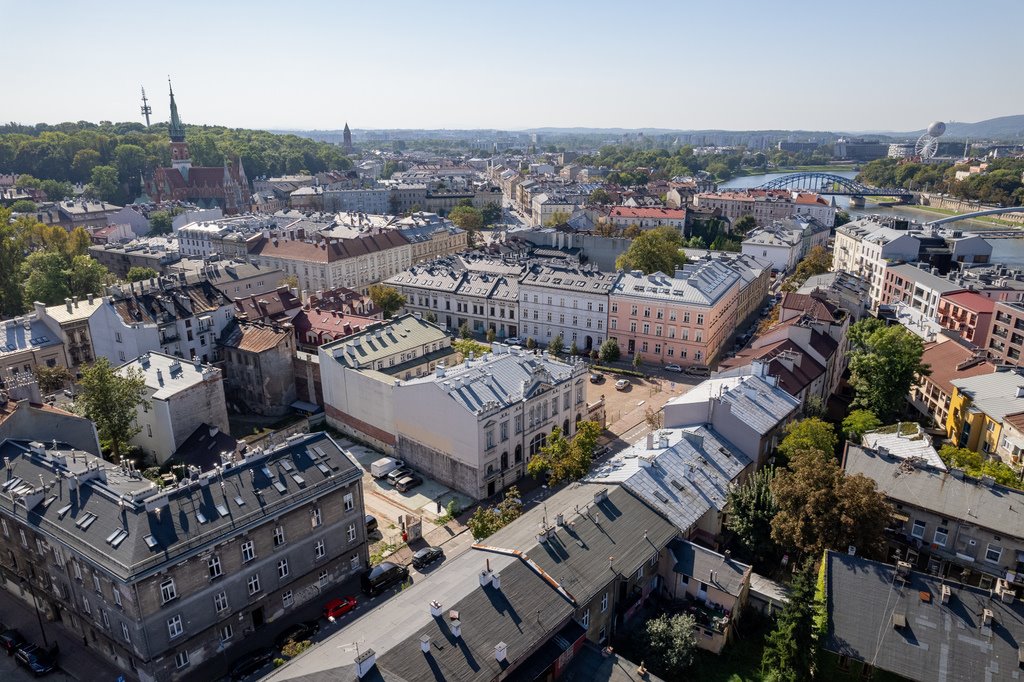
[756,172,912,198]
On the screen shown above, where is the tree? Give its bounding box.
[640,613,697,679]
[544,210,572,227]
[10,199,37,213]
[588,188,612,205]
[599,338,620,362]
[848,319,929,421]
[644,405,663,432]
[777,418,837,462]
[71,149,101,183]
[525,337,536,350]
[149,211,174,235]
[761,566,816,682]
[622,225,642,239]
[615,226,686,274]
[0,209,25,316]
[732,215,757,236]
[467,486,524,539]
[66,227,92,257]
[126,266,159,283]
[726,467,779,569]
[527,422,602,486]
[459,322,472,339]
[770,449,893,559]
[486,328,496,343]
[480,202,502,225]
[77,358,148,462]
[280,274,299,290]
[39,179,73,201]
[547,334,565,355]
[569,341,579,356]
[938,445,1022,489]
[834,210,852,227]
[34,365,73,394]
[368,284,406,319]
[22,251,70,305]
[841,409,881,442]
[790,246,832,286]
[86,165,120,203]
[632,353,642,369]
[67,255,110,298]
[449,205,483,231]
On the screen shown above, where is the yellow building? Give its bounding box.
[946,370,1024,455]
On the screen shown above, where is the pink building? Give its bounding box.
[609,261,741,367]
[937,291,995,347]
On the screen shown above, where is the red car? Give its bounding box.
[323,596,358,620]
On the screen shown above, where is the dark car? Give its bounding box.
[589,373,604,384]
[229,647,275,680]
[274,620,320,650]
[412,546,444,569]
[0,629,26,655]
[386,467,413,485]
[14,644,56,676]
[361,561,410,596]
[365,514,379,534]
[394,474,423,492]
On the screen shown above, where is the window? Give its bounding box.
[600,592,608,612]
[311,507,323,527]
[241,540,255,563]
[581,610,590,628]
[160,578,177,604]
[282,591,294,608]
[599,625,606,643]
[101,610,109,630]
[219,624,233,642]
[277,559,289,579]
[636,565,644,580]
[986,544,1002,564]
[208,555,223,579]
[344,493,354,512]
[315,540,326,560]
[93,574,102,593]
[347,524,357,543]
[318,569,329,588]
[19,529,27,548]
[121,623,131,644]
[911,520,926,539]
[350,554,361,571]
[933,527,948,548]
[167,615,183,639]
[214,591,228,613]
[273,526,285,547]
[248,573,261,595]
[112,588,122,607]
[1,520,7,538]
[174,651,189,669]
[73,562,82,581]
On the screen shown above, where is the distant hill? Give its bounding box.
[876,115,1024,141]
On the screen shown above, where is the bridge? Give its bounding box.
[756,172,912,199]
[924,205,1024,227]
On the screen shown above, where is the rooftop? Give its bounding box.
[611,261,741,306]
[951,368,1024,423]
[117,351,220,400]
[219,320,291,354]
[668,538,751,598]
[665,373,800,436]
[0,316,61,358]
[322,314,449,370]
[861,422,945,470]
[919,336,995,396]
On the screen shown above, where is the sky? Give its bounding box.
[4,0,1022,133]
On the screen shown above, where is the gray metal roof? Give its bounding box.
[950,368,1024,423]
[0,432,361,581]
[587,427,750,534]
[843,444,1024,540]
[824,551,1024,682]
[668,538,750,598]
[0,317,61,357]
[520,263,617,295]
[321,314,448,368]
[666,374,800,436]
[610,260,741,306]
[887,263,968,295]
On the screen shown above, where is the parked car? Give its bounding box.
[685,365,711,377]
[614,379,630,391]
[411,546,444,569]
[361,562,410,596]
[395,475,423,492]
[322,596,358,620]
[589,373,604,384]
[229,647,275,681]
[386,467,414,485]
[0,629,25,655]
[664,364,682,373]
[274,620,320,650]
[365,514,379,534]
[14,644,56,676]
[504,337,522,345]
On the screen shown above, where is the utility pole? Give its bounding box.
[140,86,152,127]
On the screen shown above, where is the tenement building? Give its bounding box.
[0,433,368,682]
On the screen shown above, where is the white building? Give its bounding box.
[741,227,803,273]
[832,218,921,309]
[118,351,229,464]
[518,263,615,353]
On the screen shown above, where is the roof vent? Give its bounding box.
[940,584,951,604]
[895,561,911,582]
[354,649,376,679]
[494,641,508,662]
[449,619,462,639]
[420,635,430,653]
[429,600,443,618]
[892,612,907,629]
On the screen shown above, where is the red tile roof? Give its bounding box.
[608,207,686,219]
[920,338,996,395]
[940,290,996,313]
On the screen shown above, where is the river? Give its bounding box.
[720,171,1024,265]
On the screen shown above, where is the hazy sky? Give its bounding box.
[5,0,1021,132]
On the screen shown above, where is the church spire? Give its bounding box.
[168,77,185,142]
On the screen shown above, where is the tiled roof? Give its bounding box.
[608,207,686,219]
[940,290,996,313]
[780,292,841,322]
[321,314,448,368]
[110,280,228,326]
[720,339,825,396]
[219,320,291,354]
[920,338,995,395]
[252,230,409,263]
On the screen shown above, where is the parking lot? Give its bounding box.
[587,368,699,433]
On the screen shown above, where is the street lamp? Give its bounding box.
[19,578,49,647]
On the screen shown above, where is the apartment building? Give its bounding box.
[518,264,615,352]
[987,300,1024,365]
[909,332,995,429]
[88,239,182,278]
[34,297,105,370]
[219,321,297,417]
[881,263,966,320]
[605,206,687,230]
[118,352,230,464]
[0,433,367,682]
[935,290,995,347]
[186,260,283,301]
[694,190,835,227]
[609,261,741,367]
[832,219,920,309]
[0,313,68,390]
[843,442,1024,589]
[946,368,1024,455]
[391,213,466,264]
[740,226,803,273]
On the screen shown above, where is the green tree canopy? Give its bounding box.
[34,365,73,394]
[10,199,37,213]
[615,226,686,274]
[149,210,173,235]
[777,417,837,462]
[599,338,620,362]
[126,266,159,282]
[448,205,483,231]
[726,466,779,570]
[761,565,817,682]
[467,486,524,539]
[480,202,502,225]
[77,357,148,461]
[848,319,929,420]
[86,164,120,203]
[732,215,757,236]
[841,409,881,442]
[640,613,697,679]
[588,188,612,204]
[938,444,1022,489]
[527,421,602,486]
[22,251,71,305]
[368,284,407,319]
[547,334,565,355]
[771,449,893,559]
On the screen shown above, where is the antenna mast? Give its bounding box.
[140,86,152,127]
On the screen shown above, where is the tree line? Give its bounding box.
[0,121,354,205]
[857,157,1024,206]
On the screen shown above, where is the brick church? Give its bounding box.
[147,82,249,214]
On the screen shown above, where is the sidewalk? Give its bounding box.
[0,581,126,682]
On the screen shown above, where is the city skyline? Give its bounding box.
[4,0,1023,133]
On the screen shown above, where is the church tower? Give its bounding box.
[168,79,192,180]
[343,122,353,152]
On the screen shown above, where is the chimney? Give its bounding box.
[420,635,430,653]
[646,433,655,450]
[156,369,164,386]
[87,293,94,304]
[491,572,501,590]
[940,584,951,605]
[659,433,669,448]
[982,608,993,627]
[354,649,376,679]
[494,642,508,663]
[429,600,443,618]
[435,362,446,378]
[449,620,462,638]
[73,296,79,308]
[65,298,73,314]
